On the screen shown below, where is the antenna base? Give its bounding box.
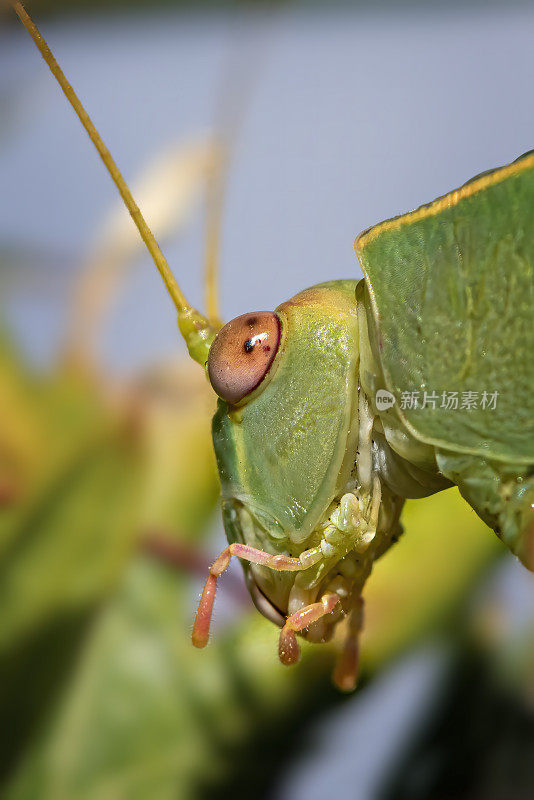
[178,308,219,367]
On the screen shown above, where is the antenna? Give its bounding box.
[11,1,218,366]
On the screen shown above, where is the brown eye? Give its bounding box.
[207,311,281,404]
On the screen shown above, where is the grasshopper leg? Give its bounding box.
[332,597,364,692]
[192,543,317,648]
[278,593,340,666]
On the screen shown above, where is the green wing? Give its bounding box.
[356,152,534,464]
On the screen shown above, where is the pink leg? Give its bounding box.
[332,597,364,692]
[192,543,305,648]
[278,593,340,666]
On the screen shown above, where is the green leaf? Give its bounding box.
[0,434,143,653]
[3,558,333,800]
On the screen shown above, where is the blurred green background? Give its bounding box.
[1,1,534,798]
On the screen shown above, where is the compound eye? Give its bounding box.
[207,311,280,404]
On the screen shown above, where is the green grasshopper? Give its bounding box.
[14,2,533,692]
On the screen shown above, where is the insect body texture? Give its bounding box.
[356,151,534,572]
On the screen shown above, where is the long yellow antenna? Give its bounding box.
[12,1,217,365]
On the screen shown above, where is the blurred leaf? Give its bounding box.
[0,331,45,518]
[3,557,333,800]
[132,361,219,539]
[0,329,219,786]
[0,429,143,652]
[0,610,95,787]
[0,331,111,555]
[0,358,144,778]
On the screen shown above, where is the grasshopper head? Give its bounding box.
[208,281,365,631]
